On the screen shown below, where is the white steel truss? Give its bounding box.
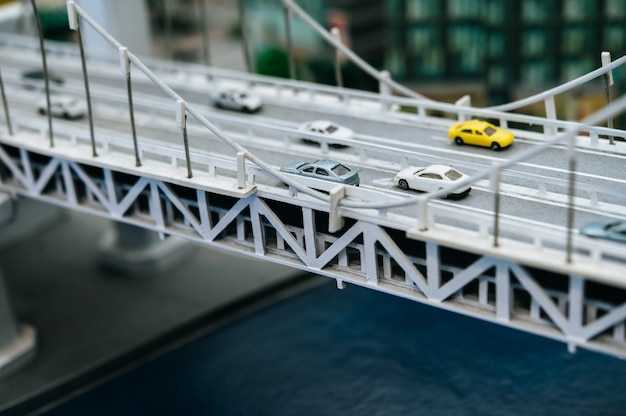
[1,142,625,359]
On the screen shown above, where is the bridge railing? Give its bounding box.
[7,100,626,284]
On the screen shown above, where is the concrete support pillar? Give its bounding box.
[0,272,19,349]
[0,193,36,379]
[0,266,36,380]
[98,222,195,276]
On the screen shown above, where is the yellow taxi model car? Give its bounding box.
[448,119,514,151]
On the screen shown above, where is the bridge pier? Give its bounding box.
[98,221,196,276]
[0,193,36,379]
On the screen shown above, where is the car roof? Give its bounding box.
[421,164,456,175]
[307,120,334,129]
[38,95,77,105]
[312,159,344,169]
[460,119,495,130]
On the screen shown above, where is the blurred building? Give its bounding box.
[241,0,386,90]
[243,0,625,115]
[387,0,626,109]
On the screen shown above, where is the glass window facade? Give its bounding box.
[606,0,626,18]
[447,0,481,19]
[408,27,439,54]
[385,0,625,104]
[522,0,551,23]
[407,0,440,19]
[604,26,626,52]
[522,29,547,57]
[563,0,597,22]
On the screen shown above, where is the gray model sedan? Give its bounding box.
[580,220,626,244]
[280,159,359,186]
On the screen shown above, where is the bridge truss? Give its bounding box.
[1,130,625,359]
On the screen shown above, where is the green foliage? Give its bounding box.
[38,7,72,41]
[256,47,290,79]
[255,47,379,92]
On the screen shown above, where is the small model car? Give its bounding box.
[22,69,64,89]
[280,159,359,186]
[393,164,471,198]
[37,95,86,119]
[298,120,353,147]
[448,119,514,151]
[580,220,626,244]
[210,89,262,113]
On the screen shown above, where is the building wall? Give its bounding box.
[387,0,626,106]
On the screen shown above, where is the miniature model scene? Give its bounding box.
[0,0,625,415]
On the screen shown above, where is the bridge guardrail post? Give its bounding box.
[454,95,471,121]
[379,70,391,111]
[329,185,345,233]
[237,152,246,189]
[417,198,428,231]
[176,100,192,178]
[544,96,558,136]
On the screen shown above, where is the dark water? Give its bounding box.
[42,280,626,416]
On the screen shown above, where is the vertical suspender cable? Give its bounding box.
[31,0,53,147]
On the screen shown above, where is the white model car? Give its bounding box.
[298,120,353,147]
[393,164,471,198]
[37,95,86,119]
[211,89,262,113]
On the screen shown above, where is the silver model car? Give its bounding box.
[280,159,359,186]
[298,120,353,147]
[37,95,86,119]
[210,89,262,113]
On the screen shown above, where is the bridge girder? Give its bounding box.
[1,142,625,359]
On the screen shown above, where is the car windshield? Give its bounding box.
[325,125,338,133]
[445,169,463,180]
[331,163,350,176]
[484,126,497,136]
[607,222,626,235]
